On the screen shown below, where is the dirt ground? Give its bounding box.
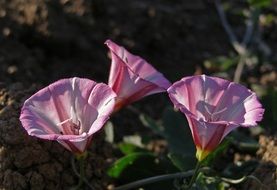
[0,0,276,189]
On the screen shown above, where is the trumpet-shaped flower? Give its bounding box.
[105,40,171,111]
[167,75,264,161]
[20,77,116,154]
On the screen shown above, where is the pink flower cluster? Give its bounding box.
[20,40,171,154]
[20,40,264,160]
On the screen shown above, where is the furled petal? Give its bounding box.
[20,77,116,153]
[105,40,171,110]
[185,116,237,150]
[168,75,264,160]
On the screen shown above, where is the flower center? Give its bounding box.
[68,120,81,135]
[204,104,227,122]
[58,118,81,135]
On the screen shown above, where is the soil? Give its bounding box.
[0,83,114,190]
[243,135,277,190]
[0,0,276,189]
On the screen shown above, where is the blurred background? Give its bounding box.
[0,0,276,189]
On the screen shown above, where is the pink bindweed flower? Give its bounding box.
[167,75,264,161]
[105,40,171,111]
[20,77,116,154]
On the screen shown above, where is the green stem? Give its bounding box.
[76,155,85,188]
[71,155,94,189]
[185,161,201,189]
[221,175,265,188]
[114,168,209,190]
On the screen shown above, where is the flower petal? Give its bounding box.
[167,74,264,158]
[212,83,264,126]
[186,116,229,150]
[105,40,171,108]
[168,75,264,126]
[106,40,171,89]
[20,77,116,153]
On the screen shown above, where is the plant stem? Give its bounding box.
[114,171,194,190]
[215,0,240,52]
[76,155,85,188]
[215,0,262,83]
[114,168,210,190]
[185,161,201,189]
[71,157,94,189]
[233,55,246,83]
[71,153,94,190]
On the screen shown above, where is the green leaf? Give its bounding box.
[108,152,155,178]
[194,172,230,190]
[168,153,196,171]
[108,152,176,184]
[201,139,231,166]
[247,0,272,8]
[118,143,148,155]
[162,108,195,155]
[140,108,196,170]
[203,56,238,72]
[229,131,259,153]
[139,114,164,136]
[222,160,259,178]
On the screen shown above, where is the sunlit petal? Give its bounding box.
[168,75,264,161]
[20,77,116,153]
[105,40,171,110]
